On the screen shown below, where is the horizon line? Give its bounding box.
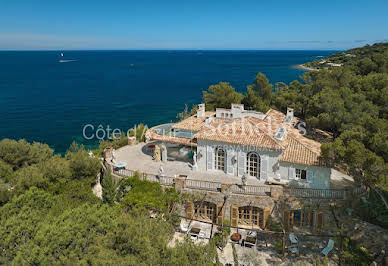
[0,48,344,52]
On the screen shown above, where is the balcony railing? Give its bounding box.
[111,166,363,200]
[284,187,344,199]
[231,184,270,196]
[186,179,221,191]
[115,168,135,178]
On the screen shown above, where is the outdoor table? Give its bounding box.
[189,227,201,239]
[243,236,256,247]
[190,227,200,235]
[114,162,127,170]
[231,233,241,243]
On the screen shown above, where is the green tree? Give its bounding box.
[177,104,198,121]
[102,169,116,205]
[128,123,148,142]
[0,160,13,183]
[0,139,53,170]
[242,87,270,112]
[66,146,100,180]
[202,82,243,110]
[249,72,273,101]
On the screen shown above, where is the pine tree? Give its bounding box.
[102,169,116,205]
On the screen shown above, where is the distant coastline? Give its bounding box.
[293,64,319,71]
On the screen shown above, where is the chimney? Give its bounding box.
[197,103,205,118]
[284,107,294,124]
[287,107,294,118]
[231,103,244,119]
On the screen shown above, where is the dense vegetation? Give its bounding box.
[0,139,217,265]
[305,42,388,70]
[200,42,388,227]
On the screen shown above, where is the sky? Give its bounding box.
[0,0,387,50]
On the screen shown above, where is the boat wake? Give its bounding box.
[59,59,77,63]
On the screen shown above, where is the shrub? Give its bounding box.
[274,239,283,254]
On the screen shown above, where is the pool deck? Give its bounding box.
[114,142,266,186]
[114,143,354,188]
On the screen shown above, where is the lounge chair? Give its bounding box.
[289,246,299,254]
[289,234,298,244]
[198,230,206,239]
[180,222,189,233]
[321,239,334,256]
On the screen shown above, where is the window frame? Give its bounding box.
[238,206,261,227]
[215,147,226,172]
[246,152,260,178]
[295,168,307,180]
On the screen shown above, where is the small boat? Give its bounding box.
[58,52,77,63]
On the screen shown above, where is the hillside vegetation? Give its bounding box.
[305,42,388,70]
[0,140,217,265]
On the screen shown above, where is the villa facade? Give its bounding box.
[150,103,331,189]
[136,103,345,231]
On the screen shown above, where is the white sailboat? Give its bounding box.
[59,52,76,63]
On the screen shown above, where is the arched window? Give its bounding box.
[247,152,260,178]
[215,147,225,171]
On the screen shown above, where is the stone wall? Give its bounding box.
[176,176,342,234]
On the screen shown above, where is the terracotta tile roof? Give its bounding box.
[173,112,215,131]
[280,137,324,166]
[193,117,284,151]
[165,107,326,166]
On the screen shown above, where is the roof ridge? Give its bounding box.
[287,135,321,156]
[246,118,285,149]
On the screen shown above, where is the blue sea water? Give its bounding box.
[0,50,336,153]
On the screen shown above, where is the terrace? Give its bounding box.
[109,143,362,200]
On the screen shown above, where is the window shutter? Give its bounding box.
[231,204,239,227]
[206,146,213,170]
[216,203,224,225]
[263,207,270,229]
[226,150,234,175]
[288,167,295,180]
[316,212,324,234]
[300,210,304,227]
[289,210,294,230]
[307,170,313,183]
[283,209,290,232]
[185,201,194,221]
[260,155,268,180]
[237,151,245,177]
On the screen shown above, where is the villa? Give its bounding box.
[147,103,331,189]
[109,103,357,232]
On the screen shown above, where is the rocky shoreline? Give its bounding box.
[293,64,319,71]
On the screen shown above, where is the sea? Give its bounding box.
[0,50,337,153]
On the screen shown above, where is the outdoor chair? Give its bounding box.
[289,246,299,254]
[321,239,334,256]
[289,234,298,244]
[180,222,189,233]
[288,234,299,255]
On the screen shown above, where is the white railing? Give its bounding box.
[284,187,344,199]
[159,176,175,187]
[112,166,360,200]
[114,168,135,178]
[113,169,174,186]
[185,179,221,191]
[231,184,270,196]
